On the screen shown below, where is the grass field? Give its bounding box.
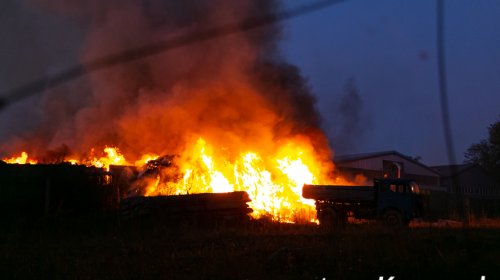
[1,218,499,280]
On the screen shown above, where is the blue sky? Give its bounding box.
[281,0,500,165]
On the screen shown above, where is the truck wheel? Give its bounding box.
[382,209,404,228]
[318,208,338,230]
[337,210,347,228]
[318,208,347,231]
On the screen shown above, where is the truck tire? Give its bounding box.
[338,211,348,227]
[382,209,404,228]
[318,207,341,230]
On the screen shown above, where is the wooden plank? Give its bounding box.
[119,191,253,223]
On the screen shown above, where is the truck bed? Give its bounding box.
[302,184,374,202]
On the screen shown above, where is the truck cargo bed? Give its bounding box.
[303,184,374,202]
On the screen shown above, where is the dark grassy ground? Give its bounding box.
[1,217,499,280]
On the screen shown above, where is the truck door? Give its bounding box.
[377,181,413,220]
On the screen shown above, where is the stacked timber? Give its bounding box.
[120,191,253,226]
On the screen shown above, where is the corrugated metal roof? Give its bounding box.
[333,150,441,176]
[431,164,475,177]
[333,150,400,163]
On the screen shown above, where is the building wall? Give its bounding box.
[337,154,437,177]
[334,155,442,191]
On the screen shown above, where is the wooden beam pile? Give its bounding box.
[120,191,253,226]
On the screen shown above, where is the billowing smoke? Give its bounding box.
[2,0,330,164]
[326,78,368,154]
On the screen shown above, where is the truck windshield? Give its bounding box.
[410,182,420,194]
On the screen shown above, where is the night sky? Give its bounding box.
[1,0,499,165]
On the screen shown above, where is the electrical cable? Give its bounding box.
[437,0,466,224]
[0,0,347,110]
[436,0,457,169]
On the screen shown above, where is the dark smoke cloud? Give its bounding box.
[1,0,329,163]
[326,78,370,154]
[0,0,85,156]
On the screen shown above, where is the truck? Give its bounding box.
[302,178,422,228]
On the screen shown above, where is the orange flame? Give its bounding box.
[89,147,129,171]
[2,152,38,164]
[2,138,334,223]
[134,153,160,167]
[142,136,326,222]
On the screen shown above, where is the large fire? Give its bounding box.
[2,135,341,222]
[3,152,38,165]
[0,0,353,223]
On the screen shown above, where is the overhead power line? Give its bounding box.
[436,0,457,169]
[0,0,347,110]
[437,0,468,225]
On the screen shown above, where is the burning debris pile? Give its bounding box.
[120,191,252,226]
[1,0,348,222]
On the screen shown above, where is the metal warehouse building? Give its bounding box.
[332,151,443,192]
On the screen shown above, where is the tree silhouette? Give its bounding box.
[465,117,500,181]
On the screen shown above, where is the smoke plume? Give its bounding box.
[327,78,368,154]
[3,0,330,164]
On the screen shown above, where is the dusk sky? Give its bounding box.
[283,0,500,165]
[1,0,499,166]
